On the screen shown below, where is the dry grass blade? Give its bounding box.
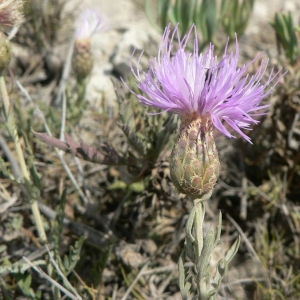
[22,256,82,300]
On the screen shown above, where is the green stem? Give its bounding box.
[194,201,208,300]
[0,73,47,243]
[180,191,215,299]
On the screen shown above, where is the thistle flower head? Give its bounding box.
[129,24,284,144]
[75,9,105,40]
[126,24,284,198]
[0,0,24,28]
[73,9,105,81]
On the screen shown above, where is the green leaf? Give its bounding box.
[210,235,241,292]
[23,131,42,190]
[220,0,254,39]
[108,180,127,190]
[271,12,299,65]
[158,0,171,29]
[198,0,217,44]
[63,236,87,275]
[53,189,68,258]
[119,123,147,156]
[0,156,15,180]
[129,181,145,192]
[15,272,36,299]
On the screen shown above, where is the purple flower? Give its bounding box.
[128,25,284,143]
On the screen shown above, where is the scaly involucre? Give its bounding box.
[129,24,283,143]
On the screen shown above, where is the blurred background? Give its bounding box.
[1,0,300,299]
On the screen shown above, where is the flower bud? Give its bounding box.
[170,113,220,199]
[72,38,93,81]
[0,31,11,72]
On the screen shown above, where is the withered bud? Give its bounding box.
[0,31,11,72]
[170,113,220,199]
[0,0,24,28]
[72,38,93,81]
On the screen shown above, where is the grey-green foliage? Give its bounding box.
[0,259,45,300]
[63,236,87,276]
[53,190,67,248]
[271,12,299,65]
[119,112,177,162]
[47,237,86,298]
[0,156,15,180]
[52,191,87,276]
[209,236,241,297]
[198,0,217,48]
[145,0,217,50]
[145,0,254,50]
[220,0,254,39]
[179,198,241,299]
[23,132,43,191]
[116,80,177,181]
[14,272,42,299]
[23,0,67,50]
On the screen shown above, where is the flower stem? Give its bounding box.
[179,191,218,299]
[0,73,47,243]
